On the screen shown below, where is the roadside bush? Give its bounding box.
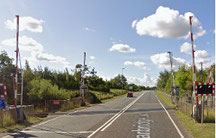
[88,84,110,92]
[27,79,71,105]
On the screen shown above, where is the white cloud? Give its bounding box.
[5,16,44,33]
[34,52,70,64]
[124,61,148,70]
[109,44,136,53]
[2,35,43,52]
[132,20,137,28]
[127,73,156,87]
[180,42,196,54]
[195,50,210,64]
[1,36,72,69]
[83,27,95,32]
[132,6,206,39]
[90,56,96,60]
[124,61,133,66]
[150,52,186,70]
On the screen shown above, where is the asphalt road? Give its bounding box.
[2,91,191,138]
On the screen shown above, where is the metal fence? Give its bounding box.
[178,96,215,123]
[44,98,82,112]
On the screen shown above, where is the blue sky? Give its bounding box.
[0,0,214,86]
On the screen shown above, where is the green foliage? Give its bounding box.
[110,74,127,89]
[86,76,110,92]
[0,51,149,106]
[27,79,71,105]
[157,70,170,91]
[0,51,15,104]
[157,64,215,96]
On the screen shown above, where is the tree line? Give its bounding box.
[0,51,151,105]
[157,64,215,96]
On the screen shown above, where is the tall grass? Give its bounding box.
[2,115,15,127]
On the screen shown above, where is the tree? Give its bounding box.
[0,51,15,104]
[157,70,170,91]
[110,74,127,89]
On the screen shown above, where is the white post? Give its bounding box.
[21,69,24,105]
[122,68,125,92]
[168,51,176,104]
[15,15,19,107]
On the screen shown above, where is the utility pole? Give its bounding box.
[81,52,86,106]
[200,62,203,82]
[168,51,176,104]
[15,15,19,107]
[200,62,204,124]
[189,16,197,118]
[20,69,24,105]
[121,68,125,92]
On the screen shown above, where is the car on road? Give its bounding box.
[127,91,133,97]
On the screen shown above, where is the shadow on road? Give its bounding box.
[7,131,37,138]
[67,107,176,116]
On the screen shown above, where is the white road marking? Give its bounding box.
[2,130,94,137]
[32,105,99,128]
[155,94,184,138]
[2,100,116,138]
[87,92,146,138]
[101,92,145,131]
[21,130,94,134]
[132,113,153,138]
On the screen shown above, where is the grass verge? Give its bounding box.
[0,116,46,133]
[0,89,129,134]
[154,90,215,138]
[90,89,128,103]
[176,110,215,138]
[154,91,175,108]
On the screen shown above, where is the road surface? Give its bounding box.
[3,91,191,138]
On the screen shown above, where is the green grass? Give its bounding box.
[90,89,128,103]
[154,90,215,138]
[176,110,215,138]
[60,89,128,111]
[110,89,127,95]
[154,91,176,108]
[0,116,46,133]
[2,115,15,127]
[204,108,215,123]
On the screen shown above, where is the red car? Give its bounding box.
[127,91,133,97]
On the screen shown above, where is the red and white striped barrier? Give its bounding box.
[189,16,198,104]
[195,82,215,96]
[0,83,7,98]
[208,65,213,83]
[14,15,19,107]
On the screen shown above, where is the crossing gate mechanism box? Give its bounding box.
[171,86,179,96]
[195,82,215,96]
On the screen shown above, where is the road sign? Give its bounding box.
[129,86,133,90]
[53,100,60,105]
[0,98,6,109]
[195,82,215,96]
[80,86,88,93]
